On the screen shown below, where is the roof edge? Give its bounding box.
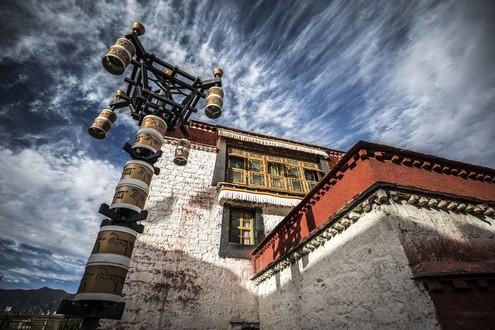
[251,140,495,256]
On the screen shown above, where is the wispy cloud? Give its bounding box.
[350,1,495,165]
[0,146,119,255]
[0,146,119,291]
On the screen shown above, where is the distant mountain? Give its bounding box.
[0,287,73,314]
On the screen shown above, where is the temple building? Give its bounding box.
[110,121,495,329]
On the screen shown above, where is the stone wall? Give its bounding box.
[108,141,259,329]
[256,199,441,330]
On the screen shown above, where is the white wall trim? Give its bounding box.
[252,187,495,284]
[218,188,302,207]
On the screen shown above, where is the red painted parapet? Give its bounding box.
[164,120,218,147]
[251,141,495,274]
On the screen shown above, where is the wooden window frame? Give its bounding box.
[226,147,325,194]
[229,208,255,245]
[219,205,265,259]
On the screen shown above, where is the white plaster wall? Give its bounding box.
[261,205,292,235]
[257,203,440,330]
[107,143,259,329]
[388,200,495,264]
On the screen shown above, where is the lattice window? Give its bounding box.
[304,169,324,191]
[288,178,304,192]
[227,156,246,184]
[230,208,254,245]
[226,147,325,194]
[286,165,300,178]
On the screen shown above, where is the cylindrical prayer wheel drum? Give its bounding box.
[74,258,129,302]
[173,139,192,166]
[110,179,149,212]
[115,38,136,57]
[140,115,167,137]
[120,160,154,187]
[132,128,164,154]
[208,86,224,99]
[88,109,117,139]
[102,38,136,75]
[205,86,223,119]
[75,226,137,302]
[91,225,138,259]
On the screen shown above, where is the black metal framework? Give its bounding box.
[112,30,222,139]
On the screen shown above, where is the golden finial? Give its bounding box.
[132,22,145,36]
[213,67,223,78]
[115,89,126,98]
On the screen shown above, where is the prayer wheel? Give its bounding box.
[173,139,191,166]
[110,179,149,213]
[140,115,167,138]
[132,127,164,154]
[75,225,137,302]
[88,109,117,139]
[120,160,154,187]
[205,86,224,119]
[91,225,138,258]
[74,256,130,303]
[102,38,136,75]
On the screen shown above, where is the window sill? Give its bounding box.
[219,242,254,260]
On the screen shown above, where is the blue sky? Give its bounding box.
[0,0,494,293]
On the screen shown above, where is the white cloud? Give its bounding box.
[349,1,495,166]
[0,146,120,258]
[2,1,493,167]
[1,0,336,149]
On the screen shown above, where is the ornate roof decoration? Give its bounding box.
[189,120,217,133]
[218,128,329,157]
